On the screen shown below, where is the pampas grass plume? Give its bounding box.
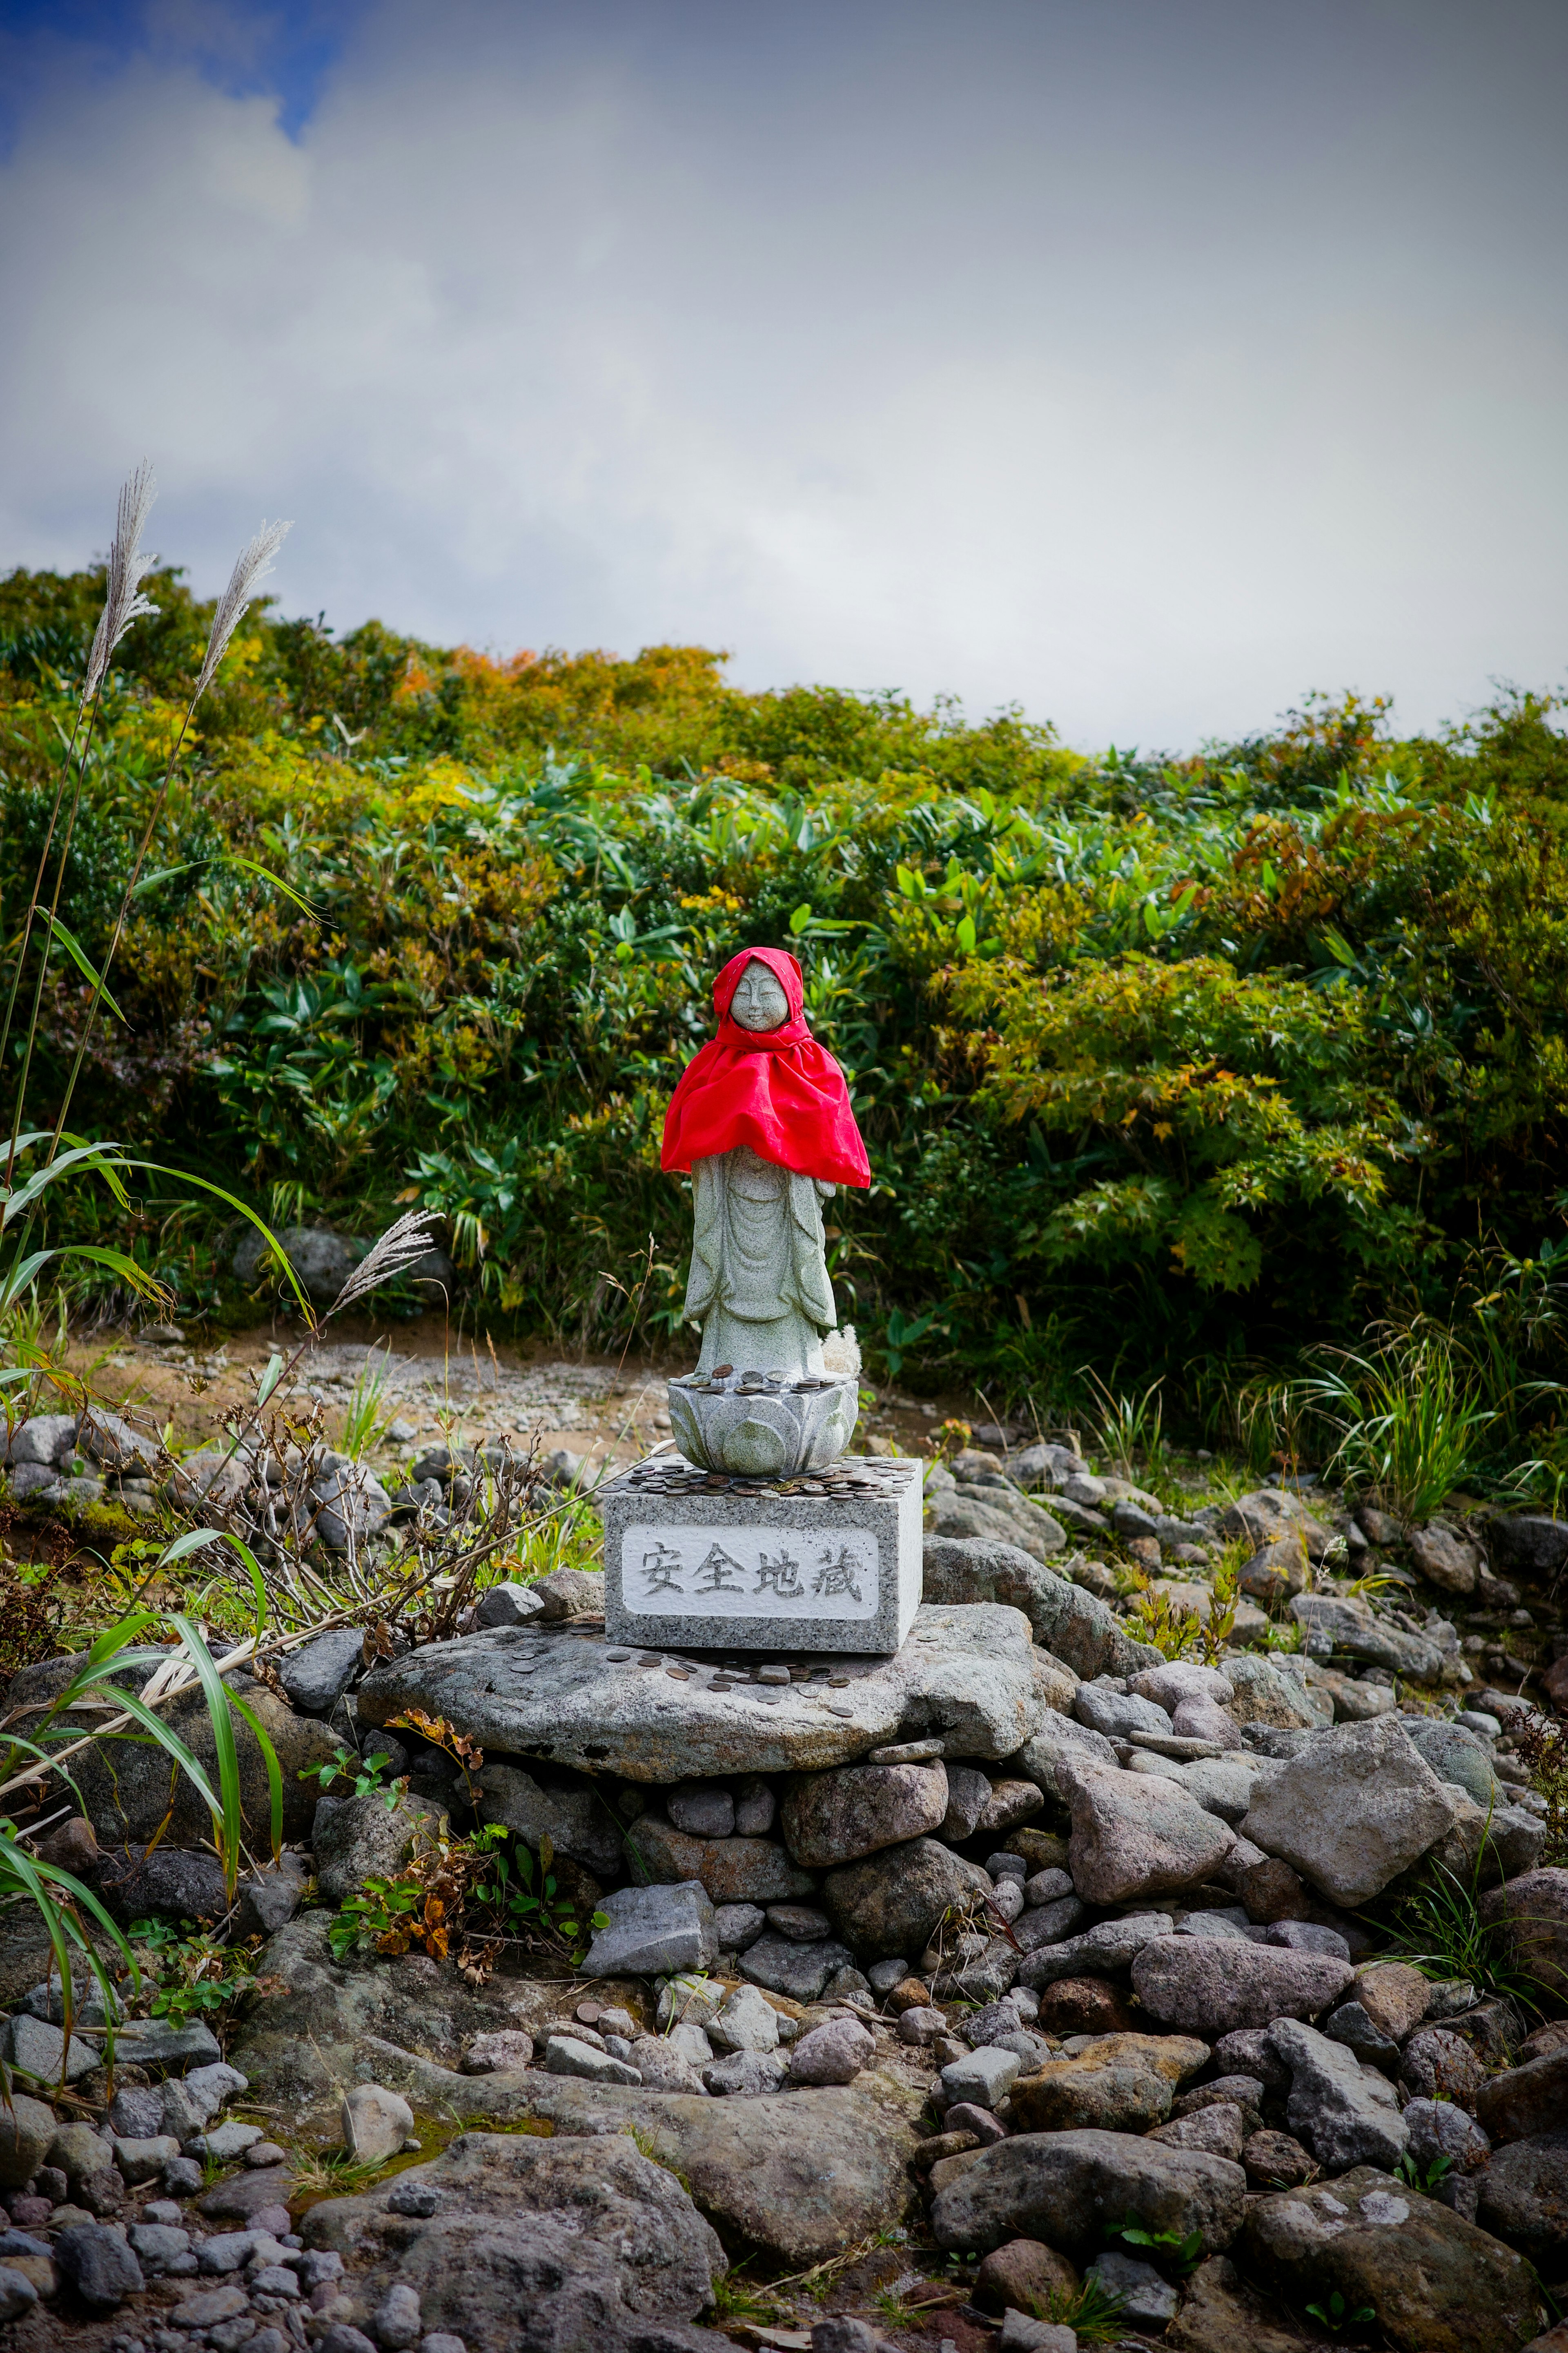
[83,460,160,699]
[195,517,293,698]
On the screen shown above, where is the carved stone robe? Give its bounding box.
[685,1145,836,1378]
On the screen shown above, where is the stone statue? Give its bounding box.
[660,946,871,1474]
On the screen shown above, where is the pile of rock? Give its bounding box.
[5,1478,1567,2348]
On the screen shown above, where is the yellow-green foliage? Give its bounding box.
[5,565,1568,1435]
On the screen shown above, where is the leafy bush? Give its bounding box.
[9,549,1568,1445]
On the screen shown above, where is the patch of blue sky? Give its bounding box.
[0,0,365,147]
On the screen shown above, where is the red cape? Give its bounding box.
[660,946,871,1188]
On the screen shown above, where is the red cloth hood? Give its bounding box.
[660,946,871,1187]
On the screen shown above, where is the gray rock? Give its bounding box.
[929,2126,1246,2257]
[1240,1717,1457,1905]
[1017,1710,1120,1799]
[1399,1717,1503,1809]
[625,1815,815,1904]
[930,1487,1068,1561]
[127,2219,191,2266]
[1406,1521,1481,1595]
[714,1902,766,1951]
[313,1788,446,1906]
[342,2082,415,2162]
[474,1578,546,1628]
[1073,1684,1174,1740]
[1241,2163,1540,2353]
[236,1849,310,1941]
[1402,2027,1486,2106]
[734,1775,777,1835]
[706,1985,780,2054]
[105,1841,229,1923]
[7,1412,77,1467]
[1019,1910,1174,1989]
[6,2010,99,2083]
[1221,1652,1331,1731]
[1216,1488,1331,1559]
[1489,1514,1568,1577]
[1404,2098,1490,2175]
[627,2039,708,2094]
[740,1932,855,2002]
[940,1763,993,1841]
[1086,2248,1179,2324]
[359,1601,1053,1778]
[477,1760,624,1878]
[1290,1591,1448,1681]
[781,1760,947,1867]
[544,2034,643,2085]
[1132,1938,1354,2033]
[530,1566,606,1619]
[922,1536,1158,1678]
[1176,1753,1272,1825]
[1476,2129,1568,2259]
[53,2220,144,2308]
[1265,1920,1351,1960]
[1268,2018,1409,2168]
[1323,2001,1401,2072]
[822,1835,993,1960]
[789,2017,876,2085]
[5,1648,335,1850]
[668,1782,737,1838]
[76,1405,159,1473]
[584,1882,718,1978]
[109,2085,164,2140]
[298,2130,728,2351]
[277,1629,364,1716]
[114,2133,182,2183]
[1056,1756,1233,1904]
[312,1461,393,1550]
[939,2045,1020,2110]
[234,1224,363,1300]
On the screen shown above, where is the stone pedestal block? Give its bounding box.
[602,1456,922,1653]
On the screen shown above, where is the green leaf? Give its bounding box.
[45,914,128,1024]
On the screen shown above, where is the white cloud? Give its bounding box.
[1,0,1565,748]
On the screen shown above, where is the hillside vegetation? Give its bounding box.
[4,558,1568,1466]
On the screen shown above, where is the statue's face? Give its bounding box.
[728,957,791,1033]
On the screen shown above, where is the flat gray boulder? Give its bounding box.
[1132,1938,1354,2034]
[929,2127,1246,2258]
[929,1487,1069,1561]
[358,1603,1055,1778]
[301,2129,729,2351]
[585,1883,718,1979]
[1290,1592,1448,1682]
[1240,1717,1457,1906]
[922,1537,1158,1679]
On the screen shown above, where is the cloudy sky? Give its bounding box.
[0,0,1564,750]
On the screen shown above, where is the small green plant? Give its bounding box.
[709,2264,782,2327]
[1037,2275,1129,2343]
[1376,1831,1545,2012]
[1084,1370,1166,1481]
[127,1917,282,2029]
[341,1358,395,1458]
[1104,2214,1204,2274]
[1299,1334,1497,1523]
[1305,2288,1376,2330]
[327,1819,506,1963]
[472,1831,609,1961]
[1395,2149,1455,2194]
[1125,1565,1203,1660]
[300,1746,404,1810]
